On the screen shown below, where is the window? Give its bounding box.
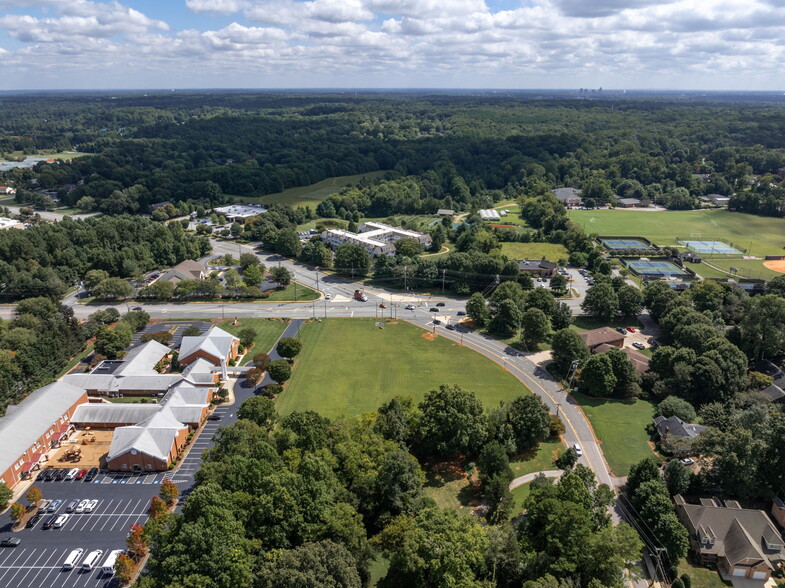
[121,464,128,470]
[145,463,152,470]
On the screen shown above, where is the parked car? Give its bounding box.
[63,548,84,570]
[75,499,89,514]
[81,550,104,571]
[48,499,63,513]
[648,338,659,347]
[42,515,58,530]
[573,443,583,457]
[207,414,221,421]
[616,327,627,334]
[54,469,67,481]
[25,514,42,529]
[84,467,99,482]
[446,324,456,330]
[53,514,69,528]
[0,537,21,548]
[65,468,80,481]
[84,500,98,513]
[379,304,387,308]
[429,307,438,312]
[457,310,466,316]
[405,304,415,310]
[39,469,54,482]
[66,500,79,513]
[626,326,636,333]
[325,293,331,300]
[436,302,445,306]
[132,306,143,311]
[75,469,87,480]
[433,319,441,325]
[632,341,646,350]
[680,457,694,465]
[38,500,51,513]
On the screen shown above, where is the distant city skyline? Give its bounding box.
[0,0,783,91]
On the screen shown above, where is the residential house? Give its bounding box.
[579,328,625,351]
[675,495,785,581]
[705,194,731,207]
[773,498,785,528]
[752,360,785,405]
[0,186,16,195]
[160,259,207,284]
[552,187,582,207]
[653,415,706,439]
[518,259,559,278]
[0,382,89,489]
[149,201,173,212]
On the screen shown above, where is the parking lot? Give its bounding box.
[163,408,229,485]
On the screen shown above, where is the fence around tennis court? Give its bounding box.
[620,257,697,280]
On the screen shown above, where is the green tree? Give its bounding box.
[656,396,697,423]
[485,473,514,523]
[550,273,567,292]
[663,459,691,496]
[270,266,293,287]
[579,354,617,397]
[418,385,488,457]
[182,325,201,337]
[239,252,260,270]
[275,228,303,257]
[94,323,134,359]
[489,299,523,336]
[92,277,134,300]
[739,294,785,359]
[83,269,110,290]
[256,541,361,588]
[604,347,641,399]
[375,507,489,588]
[334,243,371,277]
[395,238,424,257]
[551,302,574,330]
[466,292,489,326]
[374,449,425,521]
[551,328,590,373]
[122,309,150,332]
[139,279,174,300]
[237,396,278,430]
[617,285,643,317]
[10,502,25,523]
[581,282,619,320]
[477,441,513,485]
[253,352,271,370]
[243,264,264,287]
[520,307,551,348]
[626,456,661,497]
[276,337,303,360]
[223,268,242,288]
[238,327,256,347]
[268,359,292,384]
[507,395,551,453]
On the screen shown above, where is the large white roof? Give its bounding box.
[114,341,170,376]
[179,326,237,362]
[107,407,187,462]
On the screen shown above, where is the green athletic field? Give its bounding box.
[276,318,529,419]
[500,242,569,260]
[240,171,386,209]
[568,209,785,258]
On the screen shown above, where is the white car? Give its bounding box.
[573,443,583,457]
[65,468,79,481]
[53,514,69,528]
[405,304,415,310]
[84,499,98,513]
[325,293,331,300]
[75,499,89,513]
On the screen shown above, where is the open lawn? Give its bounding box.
[217,318,289,361]
[677,560,731,588]
[277,318,529,419]
[511,482,534,515]
[241,171,386,209]
[510,437,565,476]
[423,462,479,511]
[500,242,568,260]
[571,391,657,476]
[3,150,87,161]
[698,258,780,281]
[263,281,318,302]
[568,208,785,258]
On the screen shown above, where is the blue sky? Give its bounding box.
[0,0,783,90]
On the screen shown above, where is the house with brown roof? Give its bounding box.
[160,260,207,284]
[518,259,559,277]
[579,328,625,351]
[675,495,785,581]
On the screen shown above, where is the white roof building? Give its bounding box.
[106,407,188,463]
[479,209,501,221]
[321,222,432,257]
[179,326,239,371]
[212,204,268,221]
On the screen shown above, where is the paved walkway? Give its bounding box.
[509,469,562,490]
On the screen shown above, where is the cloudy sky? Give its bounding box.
[0,0,782,90]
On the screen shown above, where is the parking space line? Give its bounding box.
[24,548,69,588]
[105,498,142,533]
[93,499,125,532]
[1,548,39,587]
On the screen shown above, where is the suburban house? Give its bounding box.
[321,222,432,257]
[0,382,89,489]
[104,407,189,472]
[579,327,625,351]
[436,208,455,216]
[752,360,785,405]
[675,495,785,581]
[518,259,559,278]
[160,259,207,284]
[653,415,706,439]
[596,344,650,373]
[552,187,582,206]
[615,197,642,208]
[178,326,240,369]
[773,498,785,528]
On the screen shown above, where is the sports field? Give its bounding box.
[276,318,529,418]
[623,259,691,278]
[568,209,785,258]
[500,242,568,260]
[241,171,386,209]
[599,237,652,250]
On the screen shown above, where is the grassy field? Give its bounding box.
[500,242,569,261]
[700,258,780,280]
[510,437,565,476]
[217,318,289,360]
[571,392,657,476]
[276,318,529,418]
[241,171,386,209]
[568,208,785,258]
[677,561,730,588]
[264,282,318,302]
[2,150,87,161]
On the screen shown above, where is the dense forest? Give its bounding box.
[4,92,785,216]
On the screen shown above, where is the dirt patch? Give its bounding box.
[491,224,518,229]
[421,332,438,341]
[764,259,785,273]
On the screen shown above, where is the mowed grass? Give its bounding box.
[242,171,386,209]
[510,437,565,477]
[2,150,87,161]
[701,258,780,280]
[263,282,319,302]
[217,318,289,360]
[677,561,731,588]
[571,391,657,476]
[277,318,529,419]
[568,208,785,257]
[500,242,568,260]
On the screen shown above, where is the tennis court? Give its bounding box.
[679,240,743,255]
[599,238,652,250]
[624,260,690,278]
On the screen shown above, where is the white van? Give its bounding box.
[101,550,123,576]
[63,548,84,570]
[81,549,103,571]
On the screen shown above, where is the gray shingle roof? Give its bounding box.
[180,326,237,362]
[114,341,170,376]
[107,407,187,462]
[653,415,706,438]
[552,187,581,202]
[72,404,160,425]
[0,382,87,474]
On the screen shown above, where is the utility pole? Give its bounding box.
[441,269,446,293]
[221,305,225,320]
[567,359,580,391]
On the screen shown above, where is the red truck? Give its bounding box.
[354,289,368,302]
